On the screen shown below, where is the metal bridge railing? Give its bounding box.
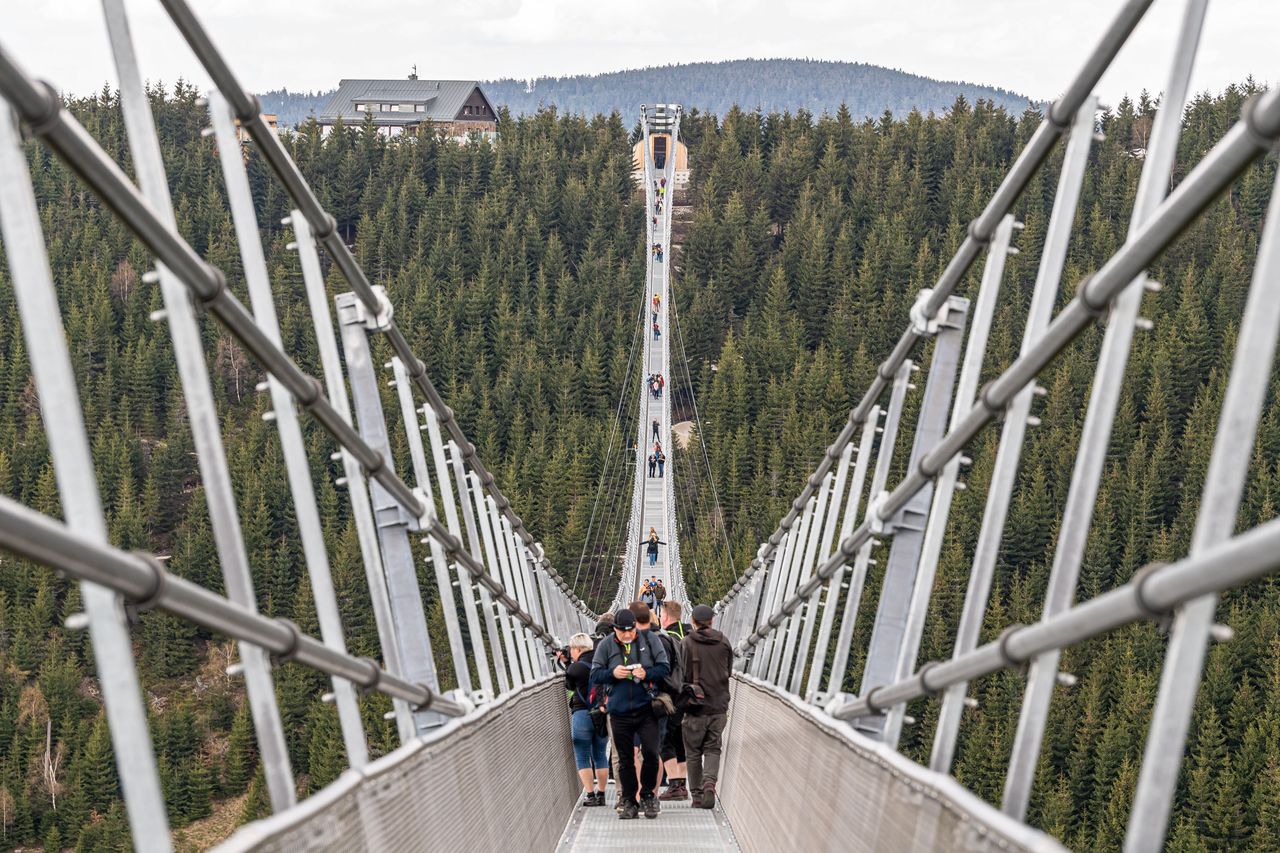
[712,0,1280,848]
[0,0,594,846]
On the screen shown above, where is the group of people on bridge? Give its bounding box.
[647,444,666,478]
[560,599,733,820]
[649,373,665,398]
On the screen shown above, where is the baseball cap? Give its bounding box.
[691,604,716,624]
[614,609,637,629]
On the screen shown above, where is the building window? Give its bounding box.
[463,106,472,115]
[477,104,486,114]
[415,104,425,112]
[390,104,400,111]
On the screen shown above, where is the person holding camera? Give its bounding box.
[590,608,670,820]
[564,633,609,807]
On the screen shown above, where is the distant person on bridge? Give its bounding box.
[653,418,661,441]
[681,605,734,809]
[564,632,609,807]
[643,530,667,567]
[652,293,661,312]
[657,449,666,478]
[653,321,661,340]
[648,453,657,478]
[658,601,692,802]
[591,608,670,820]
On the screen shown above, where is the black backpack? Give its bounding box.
[655,630,683,697]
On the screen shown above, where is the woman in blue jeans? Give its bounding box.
[565,633,609,806]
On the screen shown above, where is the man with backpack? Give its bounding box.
[653,579,667,621]
[591,607,670,820]
[657,601,692,801]
[631,602,682,801]
[680,604,734,809]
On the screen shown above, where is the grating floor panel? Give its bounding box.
[557,783,739,852]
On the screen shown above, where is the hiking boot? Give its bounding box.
[618,799,639,820]
[658,780,688,801]
[582,792,602,807]
[641,795,660,819]
[700,782,716,809]
[690,789,703,808]
[594,792,607,807]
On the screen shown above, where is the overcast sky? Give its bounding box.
[5,1,1276,108]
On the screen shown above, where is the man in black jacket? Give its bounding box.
[591,607,670,820]
[658,601,692,801]
[680,604,734,809]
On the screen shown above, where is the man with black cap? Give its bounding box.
[680,604,734,809]
[591,607,670,819]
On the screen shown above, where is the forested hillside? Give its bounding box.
[0,87,641,849]
[259,59,1031,127]
[670,89,1280,849]
[486,59,1033,121]
[0,78,1276,851]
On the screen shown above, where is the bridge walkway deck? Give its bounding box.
[557,782,739,851]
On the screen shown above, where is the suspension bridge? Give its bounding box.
[1,0,1279,850]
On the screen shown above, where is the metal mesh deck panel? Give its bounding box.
[217,678,577,853]
[557,786,739,851]
[718,676,1066,853]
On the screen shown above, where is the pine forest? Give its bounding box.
[0,82,1276,850]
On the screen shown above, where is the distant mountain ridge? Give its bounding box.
[260,58,1035,128]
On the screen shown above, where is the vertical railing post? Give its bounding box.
[448,442,507,697]
[0,107,172,851]
[1127,28,1275,853]
[1003,0,1207,819]
[207,91,369,770]
[827,362,912,697]
[807,416,875,700]
[101,0,296,809]
[420,406,494,696]
[930,97,1098,774]
[748,531,789,677]
[790,449,852,696]
[777,473,835,691]
[470,472,525,690]
[292,215,415,743]
[881,219,1015,748]
[766,495,817,684]
[337,292,444,732]
[386,360,473,695]
[488,496,537,681]
[857,296,969,742]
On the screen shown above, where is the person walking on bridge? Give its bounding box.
[643,530,666,567]
[653,418,661,441]
[564,632,609,806]
[592,608,670,819]
[648,452,657,478]
[657,449,666,478]
[658,602,693,801]
[681,604,734,809]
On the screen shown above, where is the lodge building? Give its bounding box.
[317,75,497,140]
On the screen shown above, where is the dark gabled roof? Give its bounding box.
[318,79,491,124]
